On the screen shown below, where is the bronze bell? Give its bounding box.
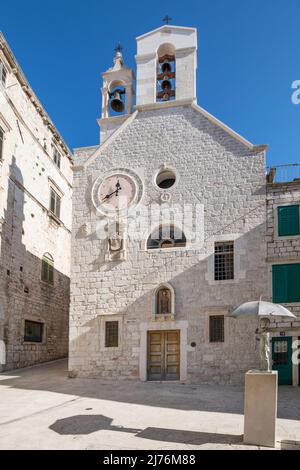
[161,76,172,91]
[110,90,125,113]
[161,61,172,73]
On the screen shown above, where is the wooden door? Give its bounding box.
[147,330,180,381]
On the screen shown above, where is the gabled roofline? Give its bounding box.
[191,102,268,152]
[135,99,268,152]
[76,99,267,170]
[136,25,197,41]
[81,110,139,169]
[0,31,72,160]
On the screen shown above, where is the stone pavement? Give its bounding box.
[0,359,299,450]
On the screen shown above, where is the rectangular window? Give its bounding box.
[24,320,43,343]
[41,255,54,284]
[53,148,61,169]
[0,60,7,87]
[49,188,61,219]
[209,316,224,343]
[214,242,234,281]
[105,321,119,348]
[278,205,300,237]
[272,264,300,303]
[0,127,3,161]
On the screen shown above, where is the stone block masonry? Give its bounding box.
[70,104,267,384]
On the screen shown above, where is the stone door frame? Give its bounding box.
[139,320,188,382]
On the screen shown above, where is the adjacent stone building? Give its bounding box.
[0,33,73,371]
[266,169,300,385]
[69,25,273,384]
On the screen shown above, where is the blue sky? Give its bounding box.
[1,0,299,167]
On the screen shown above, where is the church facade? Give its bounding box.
[69,25,269,384]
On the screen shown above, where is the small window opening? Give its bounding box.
[156,169,176,189]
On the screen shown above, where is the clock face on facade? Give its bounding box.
[92,168,143,216]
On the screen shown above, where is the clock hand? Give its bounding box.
[102,190,116,201]
[102,186,122,201]
[115,180,122,196]
[102,189,118,201]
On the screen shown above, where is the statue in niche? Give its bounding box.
[109,232,123,252]
[105,221,127,261]
[108,221,123,253]
[157,288,171,314]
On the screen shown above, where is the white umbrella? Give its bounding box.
[230,300,296,320]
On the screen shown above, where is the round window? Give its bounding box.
[156,169,176,189]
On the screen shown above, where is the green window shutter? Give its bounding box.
[41,259,47,282]
[56,196,61,218]
[273,264,300,303]
[278,205,300,237]
[50,190,56,213]
[49,263,54,284]
[287,264,300,302]
[272,265,288,303]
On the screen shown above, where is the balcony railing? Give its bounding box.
[266,164,300,184]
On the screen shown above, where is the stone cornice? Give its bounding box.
[97,114,131,125]
[1,91,73,187]
[135,99,195,112]
[135,52,156,63]
[102,67,135,80]
[0,31,72,161]
[266,256,300,264]
[136,25,197,41]
[267,180,300,189]
[0,111,12,132]
[175,46,196,57]
[9,174,71,234]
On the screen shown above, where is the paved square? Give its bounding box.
[0,360,299,450]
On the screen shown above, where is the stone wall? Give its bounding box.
[70,104,267,384]
[0,35,72,371]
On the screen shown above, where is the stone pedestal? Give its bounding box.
[244,370,278,448]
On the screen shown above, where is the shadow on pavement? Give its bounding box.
[50,415,141,435]
[137,427,243,446]
[49,413,243,446]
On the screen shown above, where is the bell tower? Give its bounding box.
[98,45,134,143]
[135,25,197,106]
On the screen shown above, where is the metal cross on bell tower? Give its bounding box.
[115,42,123,54]
[162,15,172,25]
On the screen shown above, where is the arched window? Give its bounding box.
[147,225,186,250]
[156,43,176,102]
[41,253,54,284]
